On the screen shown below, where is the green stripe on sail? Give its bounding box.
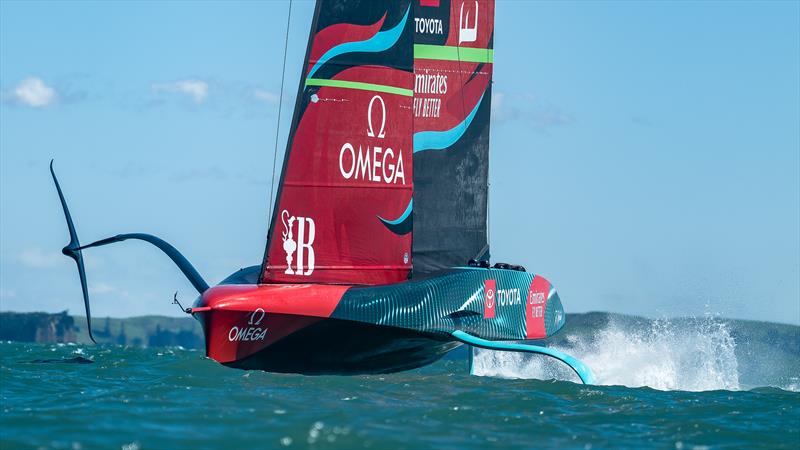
[305,78,413,97]
[413,44,494,63]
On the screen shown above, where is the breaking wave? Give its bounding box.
[472,316,744,391]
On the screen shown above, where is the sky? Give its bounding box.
[0,0,798,324]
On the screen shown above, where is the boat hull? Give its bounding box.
[192,267,567,375]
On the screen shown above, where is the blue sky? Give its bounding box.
[1,1,798,324]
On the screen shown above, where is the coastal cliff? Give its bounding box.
[0,311,77,343]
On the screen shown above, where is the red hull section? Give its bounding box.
[196,284,349,363]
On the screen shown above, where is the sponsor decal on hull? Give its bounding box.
[497,287,521,306]
[227,308,268,342]
[483,279,496,318]
[526,276,550,339]
[200,284,349,363]
[484,278,524,320]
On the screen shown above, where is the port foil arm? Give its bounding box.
[77,234,209,294]
[50,160,209,344]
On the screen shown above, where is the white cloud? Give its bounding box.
[491,91,518,123]
[0,289,16,299]
[152,79,209,103]
[253,89,279,104]
[10,77,57,107]
[89,282,116,295]
[530,104,574,131]
[491,91,505,114]
[18,248,62,268]
[490,91,574,132]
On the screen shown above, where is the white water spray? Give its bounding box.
[472,317,741,391]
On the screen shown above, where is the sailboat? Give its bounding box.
[51,0,595,383]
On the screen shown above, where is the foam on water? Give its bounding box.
[472,316,741,391]
[785,377,800,393]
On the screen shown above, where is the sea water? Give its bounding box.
[1,317,798,449]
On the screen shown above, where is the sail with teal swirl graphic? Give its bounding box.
[411,0,495,275]
[260,0,416,285]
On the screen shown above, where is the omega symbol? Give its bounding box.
[248,308,265,326]
[367,95,386,139]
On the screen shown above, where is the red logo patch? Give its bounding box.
[526,276,550,339]
[420,0,440,6]
[484,279,496,318]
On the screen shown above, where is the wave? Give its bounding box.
[471,314,799,392]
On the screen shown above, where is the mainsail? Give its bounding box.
[412,0,495,274]
[261,0,494,284]
[261,0,415,284]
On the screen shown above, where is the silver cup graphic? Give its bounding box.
[281,210,297,275]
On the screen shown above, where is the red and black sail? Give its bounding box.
[261,0,415,285]
[261,0,494,285]
[412,0,495,274]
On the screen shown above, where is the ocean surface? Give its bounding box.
[1,315,798,449]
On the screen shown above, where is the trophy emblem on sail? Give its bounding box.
[281,210,315,276]
[281,210,297,275]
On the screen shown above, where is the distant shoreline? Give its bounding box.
[0,311,203,348]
